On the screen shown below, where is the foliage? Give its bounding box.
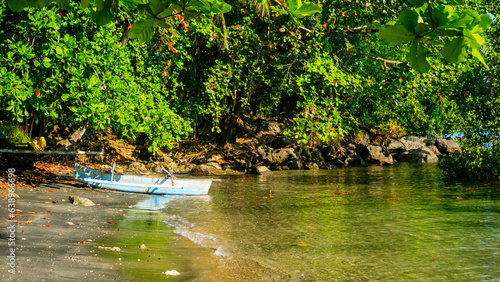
[378,0,492,73]
[0,2,191,150]
[0,122,31,144]
[439,0,500,181]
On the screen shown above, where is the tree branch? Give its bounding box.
[356,53,403,65]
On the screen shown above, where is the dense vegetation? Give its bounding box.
[1,0,498,179]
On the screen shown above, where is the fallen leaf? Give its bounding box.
[28,212,36,214]
[25,220,32,224]
[45,202,53,204]
[41,217,46,219]
[43,225,50,227]
[44,210,55,213]
[107,222,117,224]
[48,190,54,192]
[77,241,87,244]
[296,243,309,247]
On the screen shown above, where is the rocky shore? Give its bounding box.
[104,129,461,177]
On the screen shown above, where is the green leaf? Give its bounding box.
[441,37,466,63]
[54,0,71,10]
[120,0,143,9]
[129,17,156,42]
[292,2,322,18]
[398,9,419,33]
[8,0,29,12]
[270,6,288,15]
[55,46,63,55]
[157,4,182,17]
[408,0,425,7]
[431,5,457,27]
[464,29,488,69]
[287,0,301,13]
[378,24,416,47]
[406,40,430,73]
[477,14,493,31]
[61,94,70,101]
[209,0,231,14]
[81,0,92,8]
[149,0,167,15]
[90,0,114,26]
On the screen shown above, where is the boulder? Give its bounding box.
[269,137,294,149]
[129,162,146,171]
[191,163,226,175]
[69,196,95,207]
[408,148,439,163]
[251,166,272,175]
[305,163,319,170]
[360,145,393,165]
[436,138,461,154]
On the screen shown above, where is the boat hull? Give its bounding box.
[74,163,211,195]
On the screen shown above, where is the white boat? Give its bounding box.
[74,163,212,195]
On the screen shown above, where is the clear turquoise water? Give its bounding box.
[101,163,500,280]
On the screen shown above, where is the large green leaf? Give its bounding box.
[8,0,29,12]
[54,0,71,10]
[293,2,322,18]
[209,0,231,14]
[81,0,92,9]
[441,37,466,63]
[398,9,419,33]
[287,0,301,13]
[149,0,168,15]
[408,0,425,7]
[406,40,430,73]
[378,24,416,47]
[90,0,114,26]
[129,17,156,42]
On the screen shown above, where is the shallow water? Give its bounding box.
[99,164,500,280]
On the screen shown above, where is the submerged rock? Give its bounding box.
[251,166,272,175]
[69,196,95,207]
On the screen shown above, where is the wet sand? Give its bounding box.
[0,177,144,280]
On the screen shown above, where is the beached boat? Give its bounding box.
[74,163,212,195]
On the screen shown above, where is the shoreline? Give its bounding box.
[0,175,144,280]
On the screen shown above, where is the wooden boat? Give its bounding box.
[74,163,212,195]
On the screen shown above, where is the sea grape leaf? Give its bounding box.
[378,24,416,47]
[406,40,430,73]
[398,9,419,33]
[81,0,92,8]
[293,2,322,18]
[54,0,71,10]
[441,37,466,63]
[129,16,156,42]
[8,0,29,12]
[408,0,425,7]
[90,0,114,26]
[287,0,301,13]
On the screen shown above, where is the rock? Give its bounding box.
[69,196,95,207]
[425,145,442,156]
[269,137,294,149]
[359,145,393,165]
[191,163,226,175]
[267,121,281,134]
[436,138,461,154]
[164,270,180,276]
[305,163,319,170]
[151,164,164,173]
[0,190,19,198]
[408,148,439,163]
[251,166,272,175]
[98,246,121,252]
[129,162,146,171]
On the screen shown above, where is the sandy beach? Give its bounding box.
[0,172,145,281]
